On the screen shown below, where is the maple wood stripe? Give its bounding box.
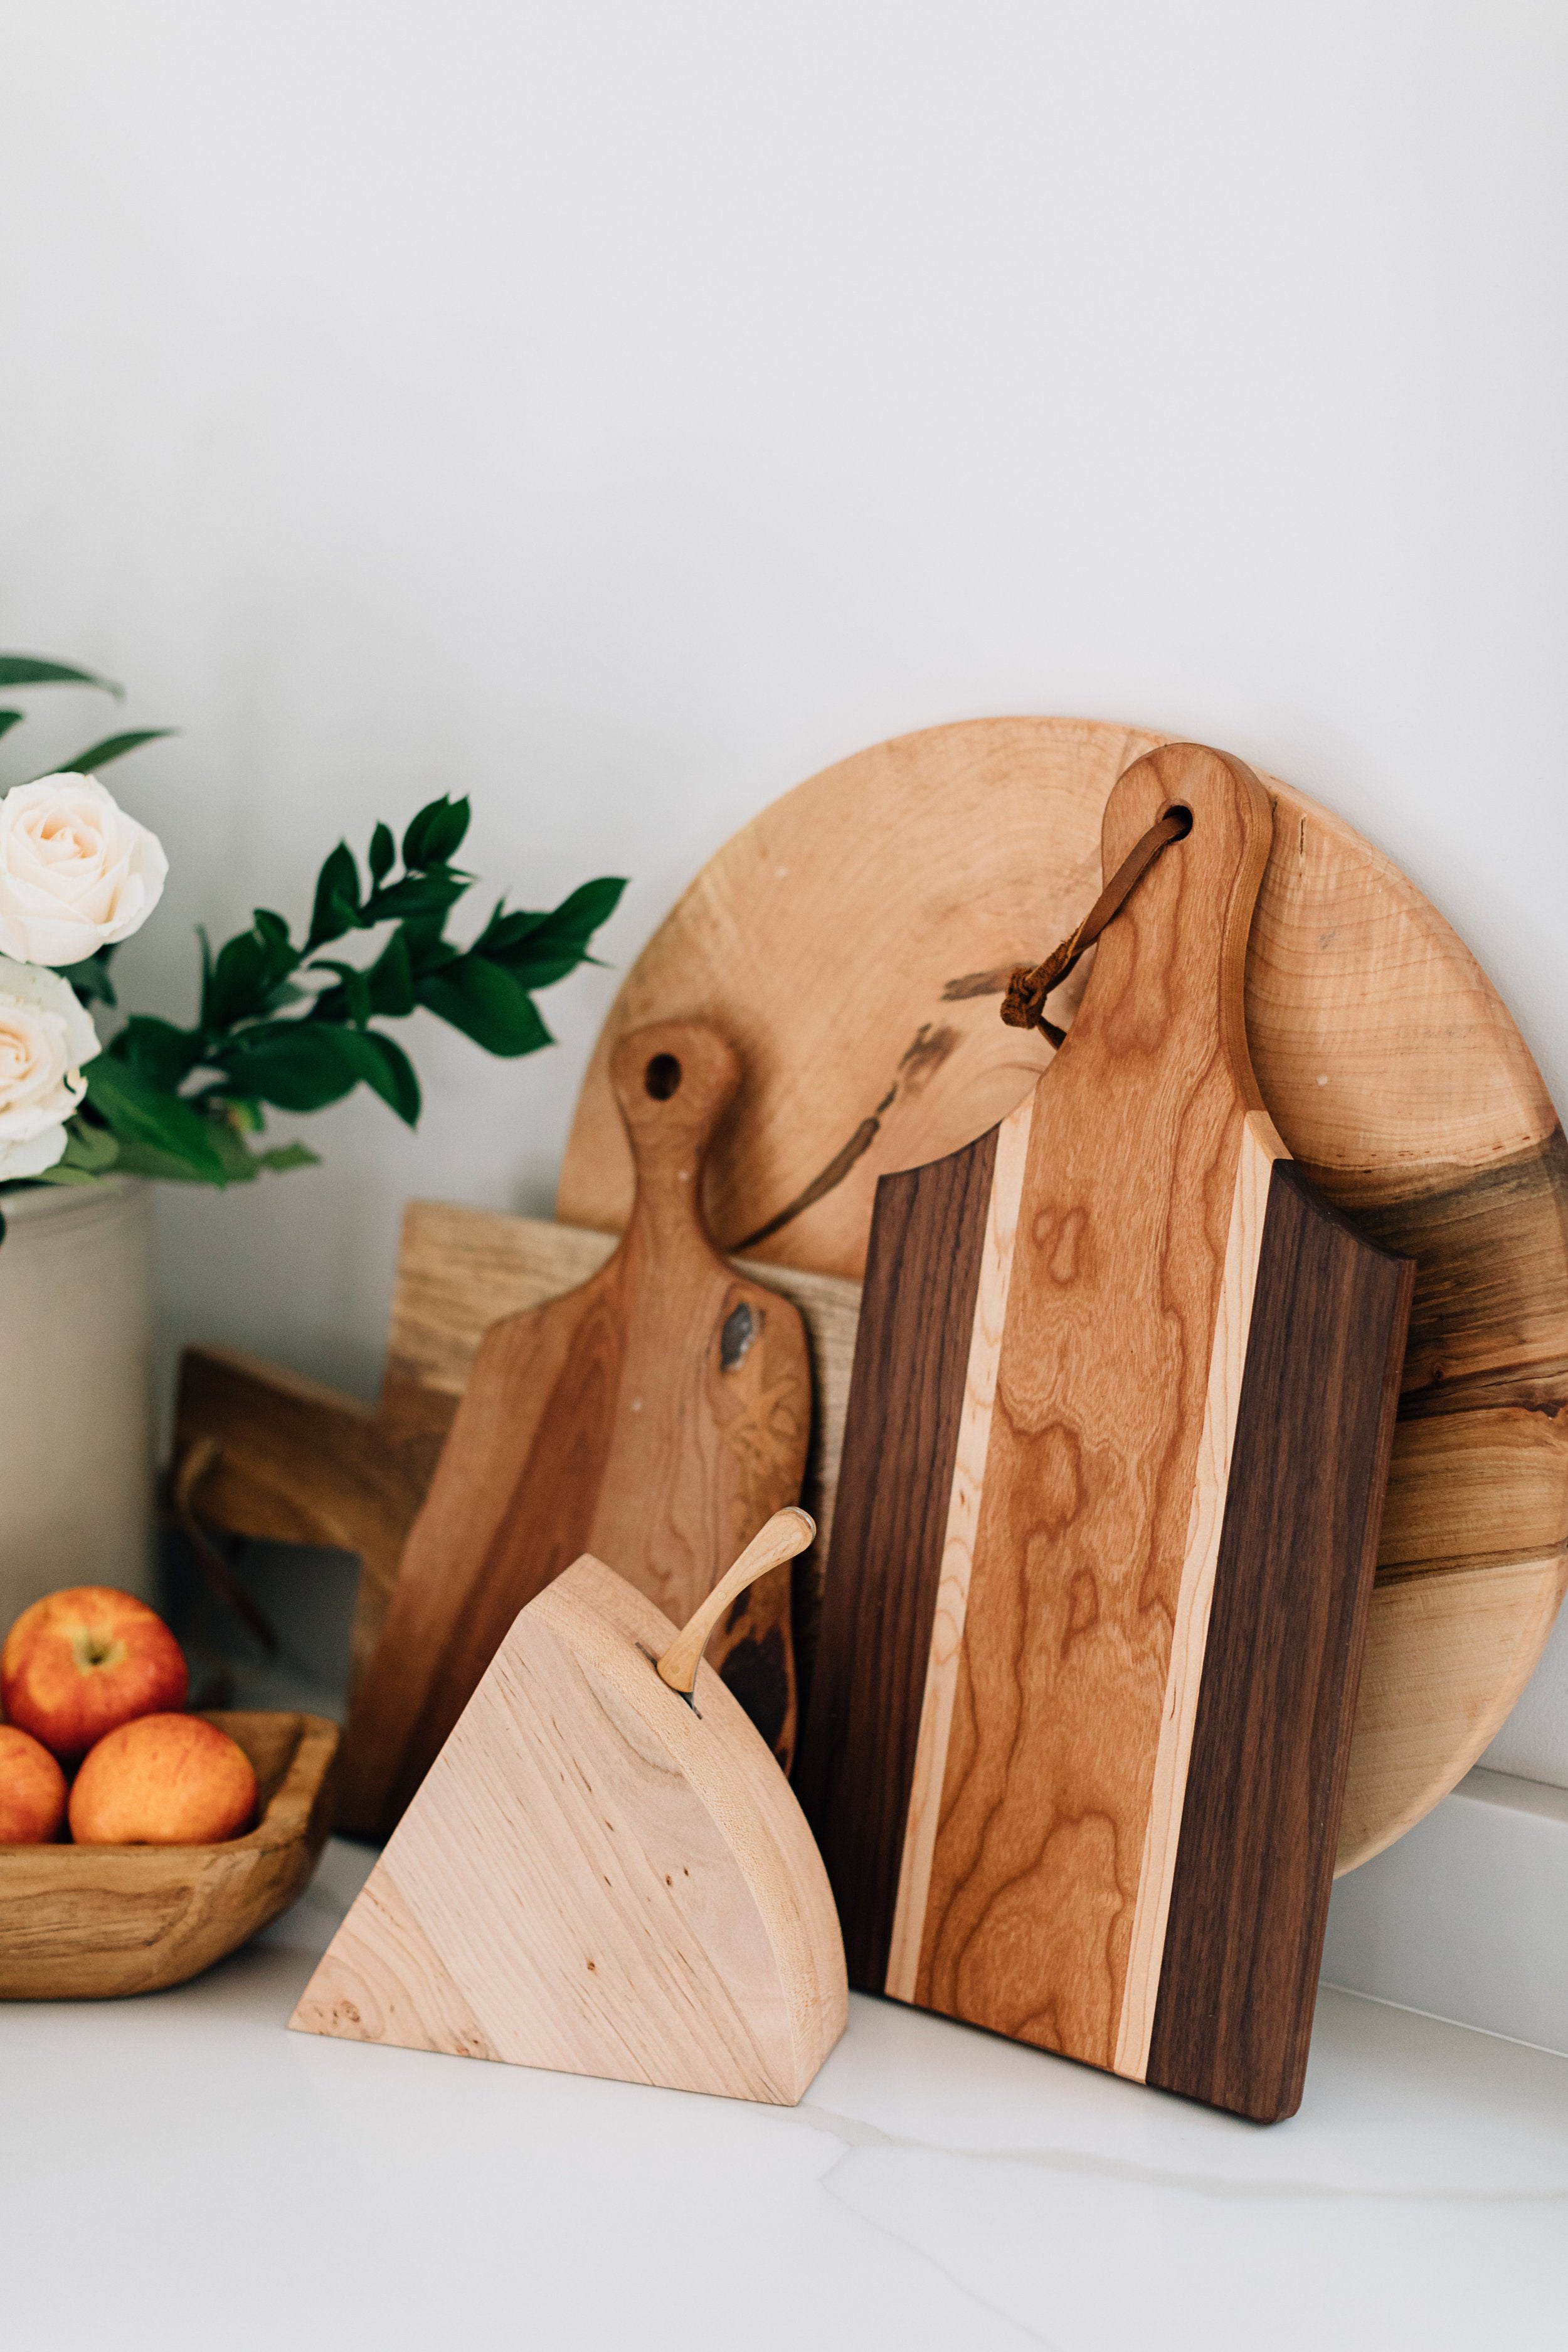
[1113,1111,1284,2080]
[884,1094,1035,2002]
[1145,1163,1412,2124]
[795,1124,999,1989]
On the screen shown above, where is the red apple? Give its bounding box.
[2,1586,188,1761]
[0,1723,68,1843]
[69,1713,257,1846]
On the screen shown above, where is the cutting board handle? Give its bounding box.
[610,1019,741,1246]
[657,1507,817,1697]
[1080,742,1277,1113]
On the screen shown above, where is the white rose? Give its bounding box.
[0,956,102,1179]
[0,773,168,968]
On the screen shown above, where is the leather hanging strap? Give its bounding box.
[730,805,1192,1254]
[1000,805,1192,1047]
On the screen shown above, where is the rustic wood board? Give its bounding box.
[558,716,1568,1870]
[0,1712,338,2000]
[795,745,1412,2121]
[294,1550,847,2105]
[336,1022,813,1839]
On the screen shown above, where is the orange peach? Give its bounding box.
[0,1723,68,1843]
[69,1713,256,1846]
[3,1586,188,1761]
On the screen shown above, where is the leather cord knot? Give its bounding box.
[1001,805,1192,1048]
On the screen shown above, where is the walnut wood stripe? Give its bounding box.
[885,1094,1034,2002]
[1145,1162,1412,2122]
[794,1126,997,1990]
[1113,1110,1283,2079]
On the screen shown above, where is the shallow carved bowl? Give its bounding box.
[0,1710,338,2000]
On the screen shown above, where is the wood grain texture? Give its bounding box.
[1144,1164,1412,2119]
[906,750,1278,2075]
[802,744,1413,2122]
[0,1712,337,2000]
[1114,1113,1282,2074]
[172,1349,428,1692]
[378,1201,862,1674]
[292,1555,847,2105]
[559,716,1568,1869]
[177,1200,1545,1876]
[1338,1554,1568,1870]
[337,1024,813,1839]
[885,1093,1034,2003]
[792,1123,999,1988]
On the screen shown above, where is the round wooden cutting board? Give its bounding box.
[559,718,1568,1872]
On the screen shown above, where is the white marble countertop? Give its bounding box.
[4,1838,1566,2352]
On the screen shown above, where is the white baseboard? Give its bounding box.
[1322,1767,1568,2055]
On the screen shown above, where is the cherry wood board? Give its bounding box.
[336,1022,812,1840]
[795,746,1412,2122]
[0,1712,338,2000]
[558,716,1568,1870]
[293,1553,847,2106]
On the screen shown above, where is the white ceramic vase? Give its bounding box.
[0,1177,155,1631]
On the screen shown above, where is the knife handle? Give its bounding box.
[657,1507,816,1698]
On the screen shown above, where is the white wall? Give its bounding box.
[3,1,1566,1779]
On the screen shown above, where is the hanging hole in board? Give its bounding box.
[644,1053,682,1101]
[1162,803,1194,839]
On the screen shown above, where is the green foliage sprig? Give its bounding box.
[0,652,626,1191]
[82,797,623,1186]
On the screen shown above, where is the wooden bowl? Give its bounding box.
[0,1710,339,2000]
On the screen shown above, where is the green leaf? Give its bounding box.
[361,869,469,926]
[59,1117,119,1173]
[65,945,119,1009]
[208,1022,364,1113]
[418,956,552,1057]
[308,958,373,1028]
[478,876,627,987]
[306,842,363,951]
[368,821,395,884]
[0,711,24,743]
[110,1015,206,1091]
[105,1137,233,1184]
[84,1058,227,1182]
[52,728,176,775]
[0,655,121,695]
[402,795,470,870]
[253,1141,319,1175]
[31,1164,103,1187]
[209,1017,421,1124]
[346,1029,421,1125]
[366,925,415,1018]
[203,918,302,1034]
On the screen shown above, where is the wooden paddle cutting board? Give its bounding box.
[337,1020,813,1840]
[797,743,1414,2124]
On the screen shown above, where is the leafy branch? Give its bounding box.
[73,798,624,1185]
[0,650,626,1190]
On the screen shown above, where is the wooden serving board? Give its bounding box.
[797,745,1413,2122]
[559,717,1568,1871]
[337,1020,812,1839]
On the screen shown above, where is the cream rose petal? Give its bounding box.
[0,958,99,1181]
[0,775,168,967]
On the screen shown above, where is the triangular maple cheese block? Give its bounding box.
[290,1553,847,2106]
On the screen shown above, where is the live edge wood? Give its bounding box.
[292,1552,847,2106]
[559,714,1568,1877]
[798,746,1414,2122]
[337,1022,813,1839]
[0,1712,338,2000]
